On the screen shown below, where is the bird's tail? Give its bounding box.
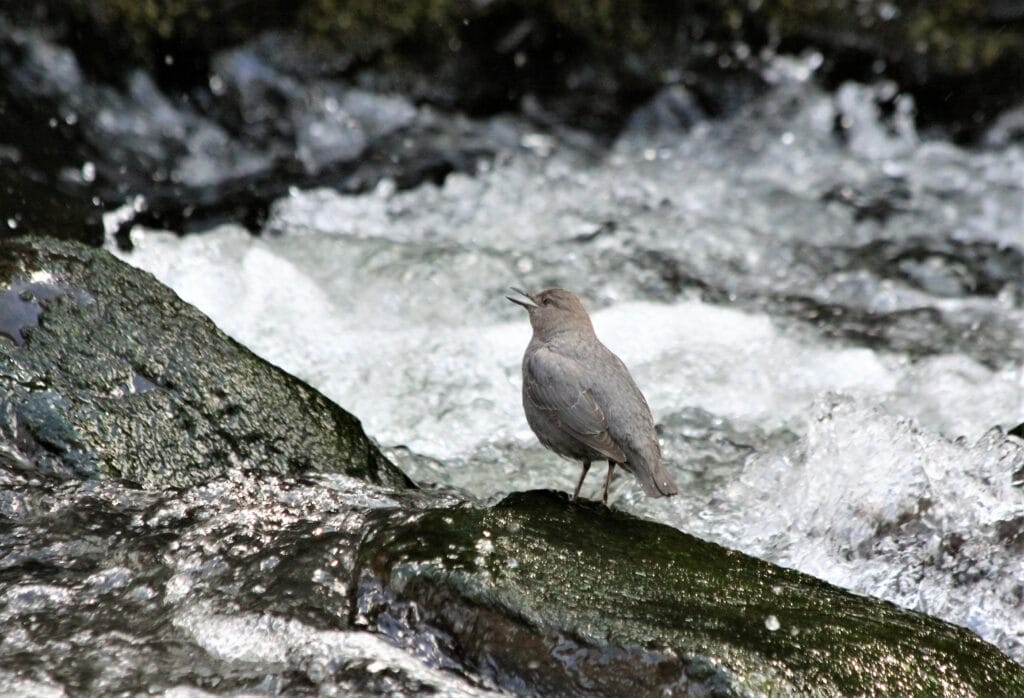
[633,458,679,498]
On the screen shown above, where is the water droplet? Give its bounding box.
[521,133,553,157]
[878,2,898,21]
[765,615,781,631]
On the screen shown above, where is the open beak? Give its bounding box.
[506,286,538,309]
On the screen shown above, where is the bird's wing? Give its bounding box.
[524,348,627,463]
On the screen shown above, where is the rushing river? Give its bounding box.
[98,54,1024,676]
[4,54,1019,695]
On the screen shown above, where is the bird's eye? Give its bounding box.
[542,298,553,306]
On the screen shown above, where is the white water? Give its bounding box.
[109,65,1024,662]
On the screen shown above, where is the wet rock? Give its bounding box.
[0,25,105,245]
[0,23,527,240]
[841,238,1024,301]
[5,461,1018,695]
[353,489,1024,695]
[21,0,1024,138]
[772,295,1023,370]
[0,237,409,488]
[0,469,457,696]
[768,1,1024,141]
[6,1,1022,240]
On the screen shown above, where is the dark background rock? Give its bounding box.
[0,20,520,246]
[9,0,1024,137]
[0,43,105,245]
[5,0,1023,242]
[0,236,410,488]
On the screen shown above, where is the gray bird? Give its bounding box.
[507,287,678,504]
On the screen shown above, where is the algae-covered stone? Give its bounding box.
[353,490,1024,695]
[0,236,409,488]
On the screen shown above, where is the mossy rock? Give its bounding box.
[353,490,1024,695]
[0,236,409,488]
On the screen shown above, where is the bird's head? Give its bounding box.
[506,287,594,338]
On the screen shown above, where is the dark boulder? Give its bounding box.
[0,236,409,488]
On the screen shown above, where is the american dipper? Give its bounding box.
[507,287,678,504]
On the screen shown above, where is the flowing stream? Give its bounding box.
[101,57,1024,674]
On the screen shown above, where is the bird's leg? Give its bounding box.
[573,460,591,500]
[603,460,616,505]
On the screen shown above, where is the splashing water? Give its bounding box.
[109,68,1024,664]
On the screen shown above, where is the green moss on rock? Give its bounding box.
[354,490,1024,695]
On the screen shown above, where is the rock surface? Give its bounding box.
[0,236,408,488]
[354,489,1024,696]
